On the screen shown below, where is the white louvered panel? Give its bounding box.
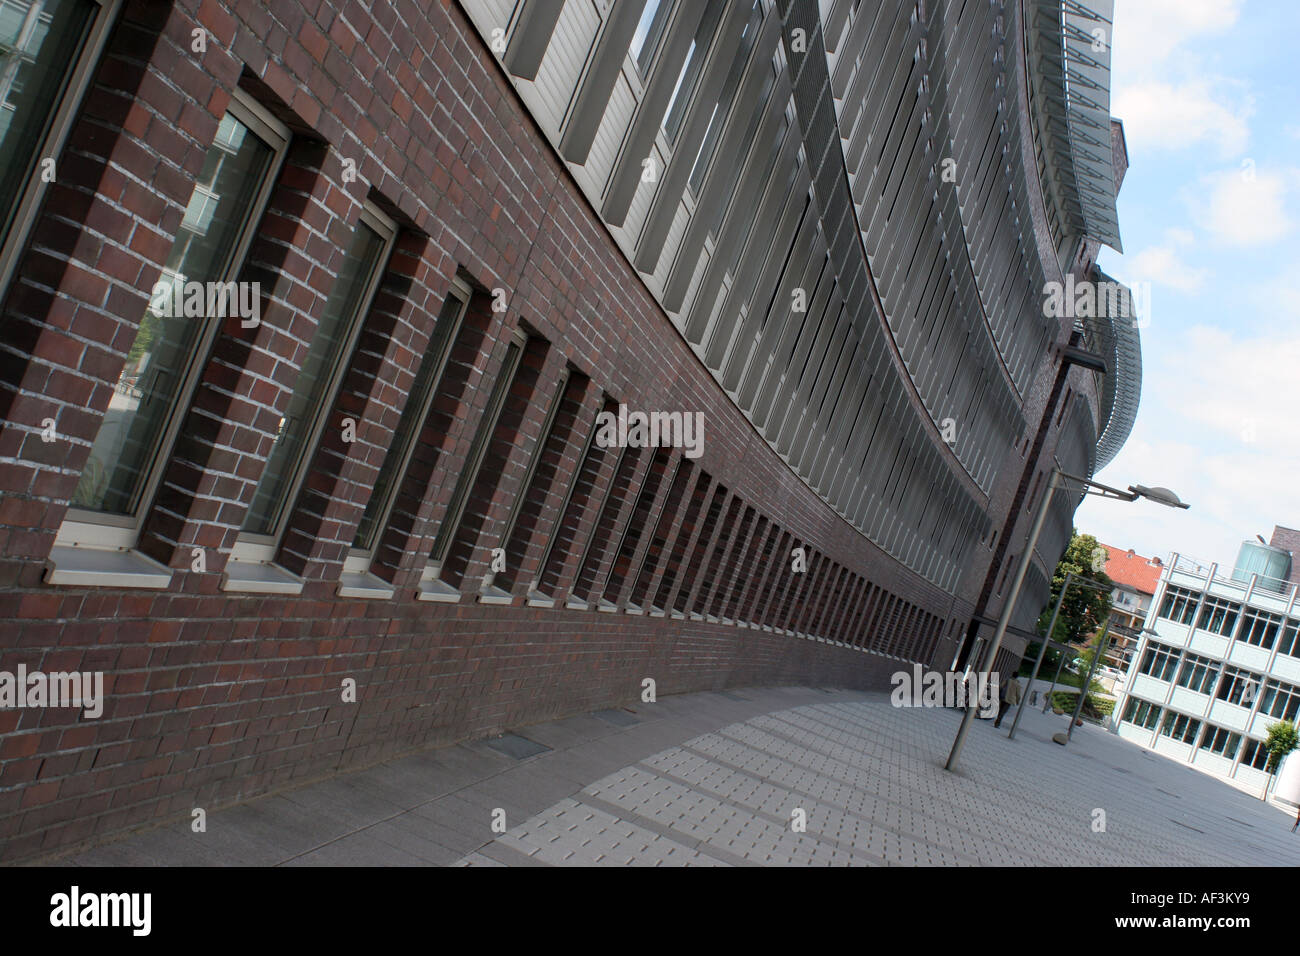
[677,239,712,326]
[584,73,634,192]
[622,143,661,239]
[652,202,690,288]
[530,0,601,132]
[460,0,518,43]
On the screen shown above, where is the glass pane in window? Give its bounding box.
[630,0,669,74]
[661,3,724,142]
[0,0,94,235]
[243,220,386,536]
[352,291,465,552]
[72,112,276,514]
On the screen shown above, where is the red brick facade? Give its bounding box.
[0,0,1102,862]
[0,0,970,862]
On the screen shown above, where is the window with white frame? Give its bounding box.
[1196,594,1240,636]
[1174,651,1220,695]
[57,91,289,551]
[0,0,120,295]
[1215,665,1260,707]
[1259,679,1300,722]
[1137,641,1179,682]
[1239,738,1272,771]
[1157,584,1198,625]
[230,201,397,570]
[1158,711,1200,745]
[1239,608,1282,649]
[1278,618,1299,658]
[1198,726,1241,759]
[1121,697,1161,731]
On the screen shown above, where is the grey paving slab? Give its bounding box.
[593,708,641,727]
[281,830,432,867]
[483,732,553,760]
[60,685,1300,867]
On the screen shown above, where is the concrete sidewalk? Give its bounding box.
[59,685,1300,866]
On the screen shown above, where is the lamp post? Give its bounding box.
[1008,570,1111,740]
[944,469,1188,773]
[1064,614,1111,742]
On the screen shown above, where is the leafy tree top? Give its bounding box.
[1265,720,1298,774]
[1037,530,1114,646]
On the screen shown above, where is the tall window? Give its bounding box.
[1240,738,1272,771]
[64,93,288,544]
[420,327,528,595]
[629,0,670,75]
[1121,697,1161,731]
[1199,726,1240,759]
[1215,665,1259,706]
[348,283,468,562]
[1196,595,1240,636]
[1157,585,1199,625]
[1175,652,1219,695]
[1158,711,1200,745]
[234,203,396,557]
[1259,680,1300,722]
[685,1,765,195]
[1137,642,1179,682]
[0,0,118,294]
[660,2,724,142]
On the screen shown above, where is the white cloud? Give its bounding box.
[1193,168,1296,246]
[1123,243,1209,294]
[1113,79,1251,158]
[1113,0,1243,69]
[1249,269,1300,322]
[1079,324,1300,569]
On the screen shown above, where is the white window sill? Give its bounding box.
[565,595,589,610]
[478,585,514,606]
[337,570,396,600]
[595,599,618,613]
[624,603,644,615]
[417,578,461,603]
[222,559,304,595]
[526,589,555,608]
[44,545,173,589]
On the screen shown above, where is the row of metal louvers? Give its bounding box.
[459,0,1101,595]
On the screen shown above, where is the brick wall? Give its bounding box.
[0,0,1040,861]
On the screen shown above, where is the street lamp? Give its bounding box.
[1007,570,1112,739]
[944,468,1188,772]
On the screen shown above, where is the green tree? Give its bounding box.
[1264,720,1298,774]
[1036,530,1113,646]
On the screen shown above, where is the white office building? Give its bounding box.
[1113,529,1300,794]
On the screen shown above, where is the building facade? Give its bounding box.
[1115,528,1300,793]
[1096,543,1162,668]
[0,0,1136,860]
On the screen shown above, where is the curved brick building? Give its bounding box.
[0,0,1137,859]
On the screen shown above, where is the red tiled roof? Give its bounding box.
[1098,543,1163,595]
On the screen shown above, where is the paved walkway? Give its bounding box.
[61,686,1300,866]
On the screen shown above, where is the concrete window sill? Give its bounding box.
[337,570,396,600]
[222,560,304,595]
[477,586,514,606]
[417,578,461,603]
[44,545,173,589]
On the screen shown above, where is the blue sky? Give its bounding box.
[1073,0,1300,571]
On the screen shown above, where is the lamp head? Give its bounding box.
[1128,485,1190,510]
